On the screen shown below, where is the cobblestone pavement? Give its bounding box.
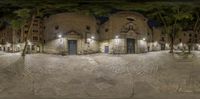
[0,51,200,99]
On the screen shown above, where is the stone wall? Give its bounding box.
[99,11,149,54]
[43,12,99,54]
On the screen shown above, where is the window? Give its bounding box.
[189,38,191,43]
[189,34,192,37]
[129,25,134,30]
[126,17,135,21]
[32,45,35,50]
[161,37,165,41]
[195,34,197,38]
[25,31,28,34]
[33,36,38,41]
[33,30,38,32]
[25,25,28,27]
[86,26,90,30]
[33,24,38,26]
[97,29,100,34]
[55,25,59,30]
[195,39,198,43]
[1,39,4,43]
[179,38,182,42]
[34,20,38,22]
[105,28,109,32]
[17,32,21,36]
[36,16,40,18]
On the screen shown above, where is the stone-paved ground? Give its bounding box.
[0,51,200,99]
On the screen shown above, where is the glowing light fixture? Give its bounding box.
[91,36,95,39]
[87,38,92,42]
[58,34,62,38]
[180,43,183,47]
[142,38,146,41]
[17,44,20,47]
[115,35,119,39]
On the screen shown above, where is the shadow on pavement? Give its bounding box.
[0,57,25,76]
[0,57,26,93]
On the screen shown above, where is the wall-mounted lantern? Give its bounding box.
[58,34,62,38]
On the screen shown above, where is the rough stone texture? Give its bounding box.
[1,51,200,99]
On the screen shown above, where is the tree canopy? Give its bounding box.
[0,0,200,27]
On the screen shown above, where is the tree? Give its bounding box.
[10,19,23,52]
[189,6,200,53]
[143,3,193,53]
[10,9,30,53]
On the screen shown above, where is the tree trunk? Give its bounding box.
[22,15,35,57]
[190,14,200,54]
[188,44,191,54]
[12,29,15,53]
[170,36,174,53]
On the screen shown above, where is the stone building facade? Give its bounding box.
[99,11,149,54]
[43,12,99,55]
[0,16,44,53]
[21,16,45,53]
[149,28,200,51]
[148,27,170,51]
[0,27,21,52]
[174,30,200,51]
[0,27,12,51]
[1,11,200,54]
